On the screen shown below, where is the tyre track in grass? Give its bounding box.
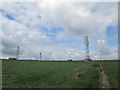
[93,63,113,88]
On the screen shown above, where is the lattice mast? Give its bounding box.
[51,50,53,60]
[100,53,102,60]
[84,36,90,61]
[69,24,72,60]
[40,53,42,61]
[16,46,20,60]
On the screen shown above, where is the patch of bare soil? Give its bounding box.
[74,72,85,79]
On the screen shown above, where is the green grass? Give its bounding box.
[2,60,100,88]
[98,62,119,88]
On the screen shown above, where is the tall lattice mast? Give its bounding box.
[84,36,90,61]
[69,23,72,60]
[16,46,20,60]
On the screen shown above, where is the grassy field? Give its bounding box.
[2,60,100,88]
[2,60,119,88]
[98,62,119,88]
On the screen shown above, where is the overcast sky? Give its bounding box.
[0,1,118,60]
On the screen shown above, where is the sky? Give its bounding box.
[0,0,118,60]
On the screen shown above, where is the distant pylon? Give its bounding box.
[100,53,102,60]
[51,50,54,60]
[84,36,91,62]
[40,53,42,61]
[16,46,20,60]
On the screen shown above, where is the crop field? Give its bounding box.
[2,60,119,88]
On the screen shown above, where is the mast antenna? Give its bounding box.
[84,36,91,62]
[40,53,42,61]
[16,46,20,60]
[69,23,72,60]
[100,53,102,60]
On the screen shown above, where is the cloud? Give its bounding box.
[0,2,118,60]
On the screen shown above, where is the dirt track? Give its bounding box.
[93,63,113,88]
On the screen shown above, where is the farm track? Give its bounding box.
[93,63,113,88]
